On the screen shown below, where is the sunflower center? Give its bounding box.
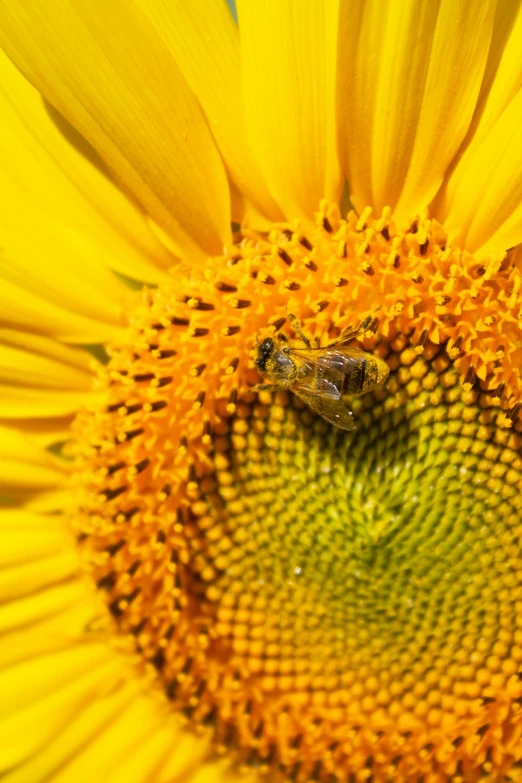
[73,204,522,781]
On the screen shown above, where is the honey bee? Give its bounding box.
[251,314,389,431]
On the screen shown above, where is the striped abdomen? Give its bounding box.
[342,354,389,396]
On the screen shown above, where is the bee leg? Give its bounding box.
[288,314,312,348]
[328,314,374,347]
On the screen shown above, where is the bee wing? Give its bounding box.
[292,376,357,431]
[292,346,364,391]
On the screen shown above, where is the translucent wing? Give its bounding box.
[291,345,364,389]
[292,376,357,431]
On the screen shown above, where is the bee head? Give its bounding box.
[254,335,297,383]
[254,337,275,373]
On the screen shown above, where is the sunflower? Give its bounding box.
[1,0,522,781]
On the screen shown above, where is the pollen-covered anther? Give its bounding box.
[226,388,238,415]
[491,383,507,408]
[298,234,313,251]
[419,239,430,255]
[448,335,463,359]
[188,326,209,338]
[229,298,252,309]
[221,325,241,337]
[225,357,239,376]
[507,401,522,422]
[302,256,318,272]
[312,300,329,314]
[215,281,237,293]
[258,272,276,285]
[270,316,287,333]
[192,391,206,411]
[189,364,206,378]
[414,329,429,354]
[188,297,215,311]
[277,248,293,267]
[463,364,477,391]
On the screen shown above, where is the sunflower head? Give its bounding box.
[3,0,522,781]
[69,205,522,781]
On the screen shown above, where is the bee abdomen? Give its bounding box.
[342,357,367,395]
[342,355,389,396]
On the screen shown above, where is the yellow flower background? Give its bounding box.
[2,0,522,781]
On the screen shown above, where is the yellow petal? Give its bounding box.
[0,551,78,603]
[0,385,98,419]
[154,732,214,782]
[0,216,126,336]
[47,697,166,783]
[237,0,343,225]
[106,722,181,783]
[0,417,73,449]
[0,425,66,495]
[0,275,124,344]
[24,487,76,513]
[60,698,171,783]
[0,643,110,721]
[437,89,522,256]
[0,330,98,417]
[0,330,95,375]
[0,508,73,579]
[0,55,134,336]
[0,678,138,783]
[336,0,496,224]
[0,525,70,569]
[0,513,106,681]
[0,506,80,597]
[0,654,122,772]
[0,460,63,493]
[0,592,97,671]
[0,335,93,390]
[45,105,177,285]
[0,0,231,260]
[0,50,173,291]
[0,422,64,467]
[0,580,91,635]
[0,507,66,531]
[464,0,522,147]
[188,762,257,783]
[137,0,282,224]
[0,523,209,783]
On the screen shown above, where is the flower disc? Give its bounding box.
[73,208,522,782]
